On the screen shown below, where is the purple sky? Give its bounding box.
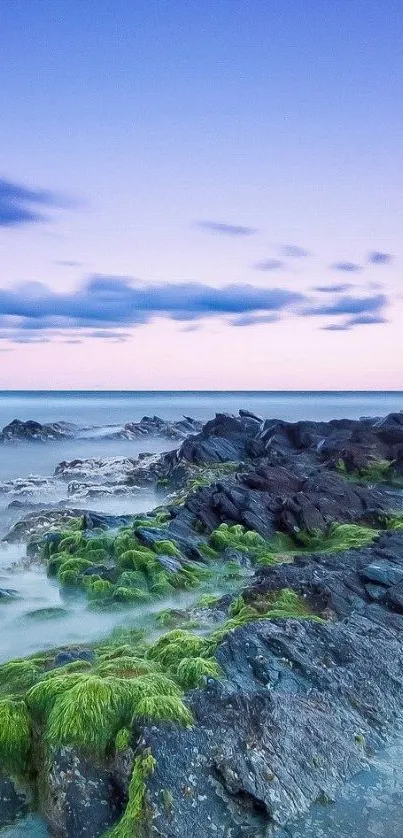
[0,0,402,389]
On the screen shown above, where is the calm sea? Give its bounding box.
[1,389,402,428]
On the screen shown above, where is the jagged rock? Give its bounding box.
[0,419,76,443]
[167,464,393,541]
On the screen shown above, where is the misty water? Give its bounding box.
[1,391,403,836]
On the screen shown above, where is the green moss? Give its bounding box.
[0,659,43,697]
[104,751,156,838]
[95,657,157,679]
[294,522,378,551]
[383,512,403,531]
[0,698,31,775]
[209,521,378,568]
[337,458,403,486]
[26,673,87,720]
[115,727,131,752]
[153,540,181,557]
[135,694,192,726]
[196,593,222,608]
[147,630,211,668]
[208,589,322,646]
[173,656,222,689]
[112,586,151,604]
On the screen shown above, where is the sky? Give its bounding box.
[0,0,402,390]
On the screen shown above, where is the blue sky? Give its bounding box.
[0,0,402,389]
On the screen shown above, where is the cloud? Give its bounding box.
[305,293,387,317]
[347,314,388,326]
[331,261,362,272]
[314,283,354,293]
[282,245,309,259]
[0,177,69,227]
[368,251,393,265]
[322,324,350,331]
[0,275,305,342]
[196,221,257,236]
[55,260,81,267]
[231,313,279,327]
[253,259,285,271]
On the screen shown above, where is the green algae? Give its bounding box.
[383,512,403,531]
[337,458,403,486]
[209,521,379,567]
[0,698,31,776]
[38,523,211,608]
[115,727,131,752]
[104,751,156,838]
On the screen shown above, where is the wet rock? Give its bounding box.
[50,649,96,669]
[0,774,32,829]
[0,419,76,443]
[44,747,128,838]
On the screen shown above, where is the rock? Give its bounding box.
[0,588,18,601]
[2,509,133,543]
[373,412,403,446]
[0,419,76,443]
[44,747,128,838]
[361,559,403,587]
[0,774,32,829]
[50,649,96,669]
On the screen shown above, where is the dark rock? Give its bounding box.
[0,419,76,443]
[44,747,128,838]
[0,774,32,829]
[51,649,96,669]
[361,559,403,587]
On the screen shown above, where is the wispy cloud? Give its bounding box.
[368,251,393,265]
[314,283,354,293]
[0,275,305,342]
[196,220,257,236]
[230,313,279,327]
[304,293,387,317]
[322,324,350,331]
[253,259,285,271]
[331,261,362,272]
[0,177,70,227]
[347,314,388,326]
[282,245,309,259]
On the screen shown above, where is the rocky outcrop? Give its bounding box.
[167,463,393,541]
[0,415,202,444]
[0,419,76,443]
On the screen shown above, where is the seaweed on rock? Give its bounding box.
[104,751,156,838]
[209,521,379,566]
[0,698,31,776]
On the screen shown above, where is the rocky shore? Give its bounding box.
[1,408,403,836]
